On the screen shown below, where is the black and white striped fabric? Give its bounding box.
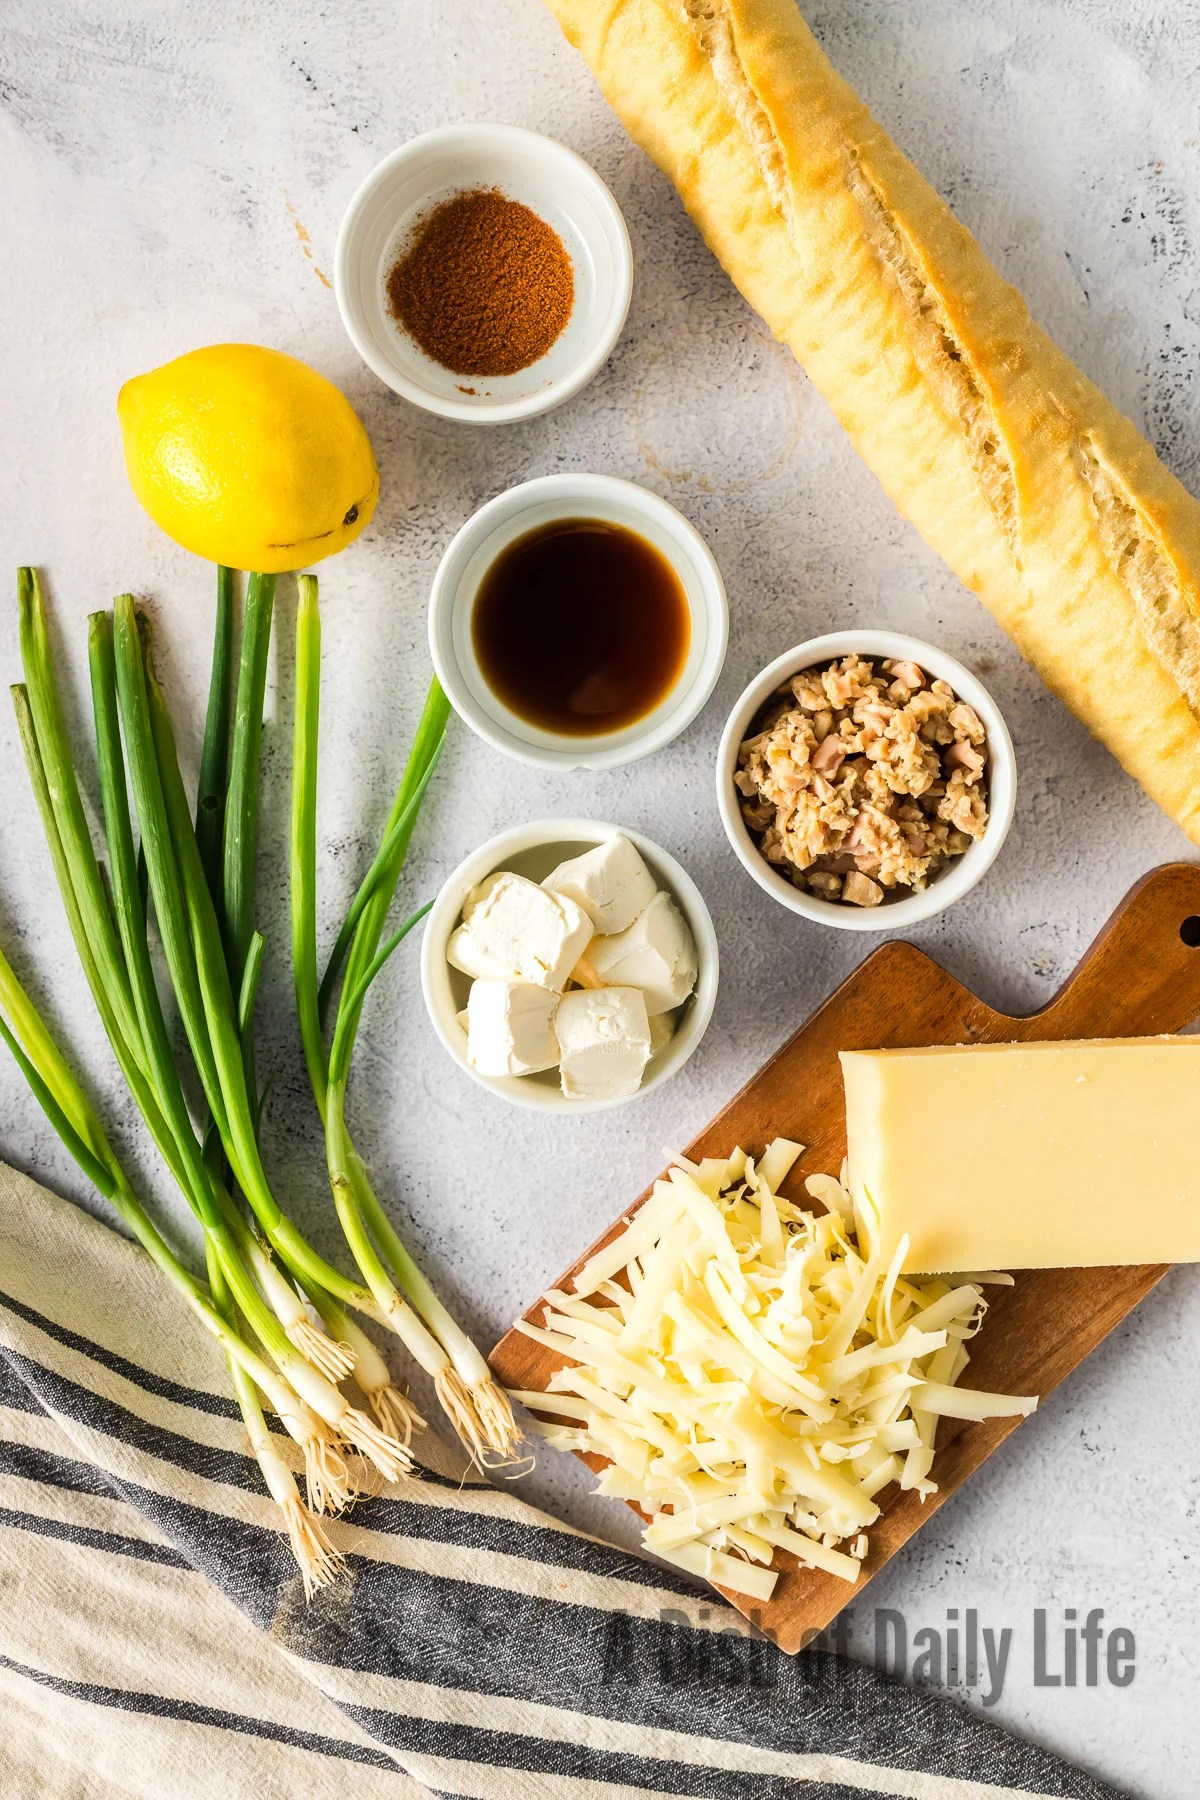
[0,1161,1120,1800]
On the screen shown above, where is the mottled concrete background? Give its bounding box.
[2,1,1198,1791]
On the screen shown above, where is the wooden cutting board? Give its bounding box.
[489,863,1200,1651]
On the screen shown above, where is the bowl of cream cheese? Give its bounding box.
[420,818,719,1112]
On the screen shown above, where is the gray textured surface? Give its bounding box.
[1,1,1198,1793]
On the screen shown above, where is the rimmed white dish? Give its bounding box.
[429,473,728,771]
[716,631,1017,931]
[420,819,719,1113]
[334,125,632,423]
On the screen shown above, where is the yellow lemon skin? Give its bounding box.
[118,344,379,574]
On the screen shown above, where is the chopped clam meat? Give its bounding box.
[737,656,990,906]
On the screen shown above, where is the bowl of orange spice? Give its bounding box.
[335,125,633,424]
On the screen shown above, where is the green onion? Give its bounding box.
[195,566,234,908]
[333,676,451,1056]
[290,576,325,1109]
[317,751,443,1032]
[238,929,266,1039]
[86,612,324,1392]
[115,592,421,1426]
[11,570,424,1545]
[7,561,528,1580]
[16,571,145,1077]
[0,942,346,1589]
[222,571,275,987]
[12,680,186,1189]
[290,576,520,1462]
[289,583,491,1424]
[326,901,433,1083]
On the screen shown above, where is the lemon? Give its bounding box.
[118,344,379,573]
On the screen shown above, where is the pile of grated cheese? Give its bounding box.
[513,1140,1037,1601]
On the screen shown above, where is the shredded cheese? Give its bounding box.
[515,1143,1036,1602]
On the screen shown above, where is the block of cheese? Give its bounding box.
[841,1038,1200,1273]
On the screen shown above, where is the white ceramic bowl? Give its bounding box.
[421,819,719,1113]
[334,125,632,423]
[429,473,729,771]
[716,631,1017,931]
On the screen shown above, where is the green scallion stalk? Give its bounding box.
[317,752,443,1033]
[16,571,146,1079]
[326,902,433,1086]
[83,609,306,1369]
[238,929,265,1040]
[88,610,223,1215]
[222,571,275,989]
[19,603,314,1387]
[11,680,189,1194]
[16,581,404,1427]
[0,945,352,1587]
[191,584,348,1376]
[290,578,520,1460]
[288,584,476,1402]
[116,595,441,1436]
[221,572,274,1107]
[0,946,294,1420]
[195,566,234,908]
[290,575,326,1111]
[111,598,368,1311]
[7,569,435,1581]
[332,676,450,1058]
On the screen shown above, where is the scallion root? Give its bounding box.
[337,1405,415,1484]
[323,1305,425,1445]
[433,1369,526,1467]
[435,1366,489,1462]
[288,1314,356,1383]
[232,1357,349,1596]
[304,1431,357,1516]
[368,1382,423,1446]
[280,1492,346,1600]
[472,1378,523,1462]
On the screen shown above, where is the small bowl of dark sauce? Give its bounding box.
[429,475,728,769]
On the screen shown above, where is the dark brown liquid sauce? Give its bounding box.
[472,518,691,737]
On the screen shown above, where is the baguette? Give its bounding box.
[543,0,1200,842]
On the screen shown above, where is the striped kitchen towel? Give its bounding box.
[0,1159,1120,1800]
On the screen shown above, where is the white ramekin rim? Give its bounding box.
[334,125,632,424]
[420,817,720,1112]
[715,630,1017,931]
[429,474,729,771]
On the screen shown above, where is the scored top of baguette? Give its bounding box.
[546,0,1200,843]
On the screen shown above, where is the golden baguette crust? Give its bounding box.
[546,0,1200,842]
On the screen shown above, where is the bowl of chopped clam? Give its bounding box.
[716,631,1017,930]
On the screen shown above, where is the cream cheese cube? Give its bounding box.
[586,890,697,1015]
[543,835,657,935]
[466,980,560,1078]
[460,871,505,920]
[447,872,593,991]
[554,987,651,1101]
[648,1010,677,1057]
